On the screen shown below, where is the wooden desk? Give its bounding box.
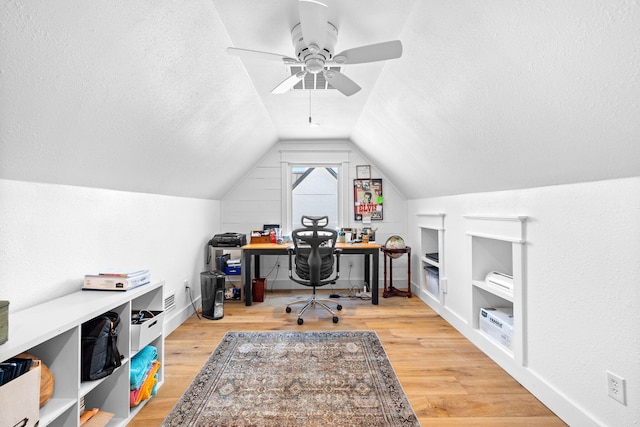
[241,242,381,306]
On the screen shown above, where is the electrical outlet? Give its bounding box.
[440,277,448,293]
[184,279,190,292]
[607,370,626,405]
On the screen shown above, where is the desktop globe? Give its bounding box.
[384,235,406,258]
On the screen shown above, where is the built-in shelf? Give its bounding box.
[466,215,526,366]
[471,279,514,302]
[417,213,445,306]
[421,256,440,268]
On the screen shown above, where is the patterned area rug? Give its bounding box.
[162,331,420,427]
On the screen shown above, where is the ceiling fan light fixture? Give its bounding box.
[333,55,346,64]
[226,0,402,97]
[305,58,325,74]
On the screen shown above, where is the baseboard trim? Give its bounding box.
[417,284,600,427]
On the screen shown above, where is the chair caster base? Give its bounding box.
[287,297,341,325]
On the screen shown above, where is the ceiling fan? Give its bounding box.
[226,0,403,97]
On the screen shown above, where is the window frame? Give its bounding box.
[280,150,350,234]
[289,164,340,231]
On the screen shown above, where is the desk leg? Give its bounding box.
[372,251,379,305]
[363,254,370,290]
[254,255,261,279]
[243,251,253,306]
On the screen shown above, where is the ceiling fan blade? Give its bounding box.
[299,0,328,50]
[271,71,307,94]
[226,47,298,64]
[323,70,361,96]
[334,40,403,65]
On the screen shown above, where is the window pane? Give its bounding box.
[291,166,338,230]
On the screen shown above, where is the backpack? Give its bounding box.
[81,311,122,381]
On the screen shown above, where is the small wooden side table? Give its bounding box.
[380,246,412,298]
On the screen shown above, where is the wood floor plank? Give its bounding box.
[128,290,567,426]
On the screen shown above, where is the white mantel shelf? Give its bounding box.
[464,215,527,243]
[416,213,445,230]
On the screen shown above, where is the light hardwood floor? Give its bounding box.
[129,290,567,426]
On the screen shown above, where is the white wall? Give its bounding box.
[222,140,409,289]
[407,177,640,427]
[0,179,220,333]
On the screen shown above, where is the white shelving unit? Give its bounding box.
[210,246,243,300]
[416,213,445,307]
[0,281,164,427]
[465,215,527,367]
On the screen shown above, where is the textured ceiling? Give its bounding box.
[1,0,639,200]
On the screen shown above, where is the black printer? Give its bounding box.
[209,232,247,247]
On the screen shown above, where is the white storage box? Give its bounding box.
[131,310,164,352]
[0,360,41,427]
[479,307,514,350]
[424,266,439,296]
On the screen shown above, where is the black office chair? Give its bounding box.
[286,215,342,325]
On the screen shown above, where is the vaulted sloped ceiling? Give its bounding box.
[1,0,639,200]
[0,0,278,199]
[355,1,640,198]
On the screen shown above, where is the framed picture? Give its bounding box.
[356,165,371,179]
[354,179,383,221]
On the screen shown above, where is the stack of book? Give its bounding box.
[83,269,151,291]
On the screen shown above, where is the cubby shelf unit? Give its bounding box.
[465,215,527,367]
[210,246,243,301]
[0,280,165,427]
[416,213,445,308]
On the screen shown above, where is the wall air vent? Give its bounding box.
[164,290,176,312]
[289,66,342,90]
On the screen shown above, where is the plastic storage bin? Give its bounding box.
[424,266,439,296]
[131,310,164,352]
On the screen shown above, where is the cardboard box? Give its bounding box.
[131,311,164,352]
[479,307,514,350]
[0,360,41,427]
[0,300,7,345]
[250,231,271,244]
